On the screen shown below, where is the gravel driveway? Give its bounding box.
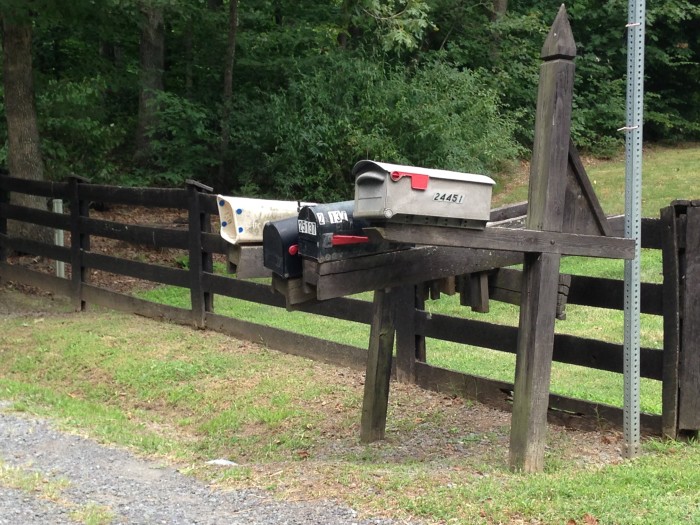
[0,403,403,525]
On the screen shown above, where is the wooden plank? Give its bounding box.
[368,224,635,260]
[201,231,228,255]
[202,272,373,324]
[78,184,188,209]
[80,217,189,249]
[0,176,70,199]
[489,202,528,222]
[0,233,71,262]
[199,193,220,215]
[81,285,193,326]
[394,285,421,382]
[227,245,271,279]
[563,141,613,236]
[0,262,72,296]
[413,362,662,435]
[607,215,664,250]
[187,183,211,327]
[70,178,89,311]
[419,310,663,380]
[206,312,369,372]
[306,247,523,301]
[271,275,316,306]
[470,272,490,312]
[0,203,71,230]
[361,289,397,443]
[661,206,681,438]
[567,275,663,315]
[678,206,700,430]
[82,252,190,287]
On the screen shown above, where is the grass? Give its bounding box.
[1,145,700,524]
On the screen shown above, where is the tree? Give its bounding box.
[134,2,165,165]
[1,12,51,244]
[218,0,239,186]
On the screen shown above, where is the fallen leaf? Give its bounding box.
[583,513,599,525]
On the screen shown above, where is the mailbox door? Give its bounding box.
[263,217,302,278]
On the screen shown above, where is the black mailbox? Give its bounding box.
[263,217,303,278]
[298,201,404,262]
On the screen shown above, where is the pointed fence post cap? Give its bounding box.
[541,4,576,60]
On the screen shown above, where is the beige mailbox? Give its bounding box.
[217,196,314,245]
[353,160,495,229]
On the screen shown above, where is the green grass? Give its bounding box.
[2,145,700,524]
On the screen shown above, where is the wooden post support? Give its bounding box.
[678,204,700,435]
[69,175,91,312]
[360,288,397,443]
[0,171,7,265]
[395,285,424,383]
[661,205,681,438]
[509,5,576,472]
[187,179,214,328]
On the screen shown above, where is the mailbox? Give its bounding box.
[263,217,303,279]
[217,196,313,245]
[353,160,495,229]
[298,201,404,262]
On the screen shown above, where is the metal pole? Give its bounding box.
[622,0,645,458]
[53,199,66,279]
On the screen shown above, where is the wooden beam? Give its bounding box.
[360,289,397,443]
[227,244,272,279]
[367,224,634,260]
[510,4,576,473]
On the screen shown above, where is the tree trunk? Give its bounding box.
[134,4,165,165]
[1,18,51,245]
[489,0,508,63]
[217,0,238,186]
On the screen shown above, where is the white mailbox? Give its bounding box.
[353,161,495,229]
[217,196,314,245]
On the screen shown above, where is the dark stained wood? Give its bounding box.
[83,252,190,287]
[607,215,664,250]
[368,224,635,260]
[0,176,70,199]
[78,184,188,209]
[0,177,7,264]
[199,193,220,215]
[227,245,271,279]
[69,177,89,311]
[413,361,661,435]
[511,5,576,473]
[187,182,212,327]
[470,272,490,312]
[563,141,613,236]
[271,274,316,307]
[661,206,681,438]
[361,289,397,443]
[206,312,369,372]
[81,217,189,249]
[201,232,228,255]
[394,285,420,382]
[82,284,193,326]
[0,203,71,230]
[489,202,528,222]
[306,245,523,301]
[0,233,71,262]
[0,262,72,296]
[678,206,700,430]
[567,275,663,315]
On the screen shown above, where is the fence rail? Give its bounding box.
[3,174,698,437]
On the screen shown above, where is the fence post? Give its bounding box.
[661,204,681,438]
[69,175,90,311]
[187,179,214,328]
[678,202,700,437]
[395,284,424,383]
[0,171,7,266]
[509,5,575,473]
[360,287,397,443]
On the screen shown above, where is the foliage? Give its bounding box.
[231,56,520,201]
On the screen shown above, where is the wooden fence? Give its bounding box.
[1,174,698,437]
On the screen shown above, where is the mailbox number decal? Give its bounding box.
[433,192,464,204]
[298,219,317,236]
